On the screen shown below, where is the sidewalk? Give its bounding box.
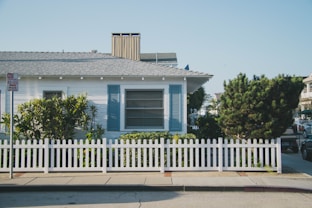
[1,171,312,193]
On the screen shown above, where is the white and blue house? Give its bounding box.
[0,34,212,139]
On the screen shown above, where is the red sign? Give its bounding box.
[7,73,19,91]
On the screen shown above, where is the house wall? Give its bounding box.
[0,77,187,139]
[299,77,312,111]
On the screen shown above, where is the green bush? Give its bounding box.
[1,95,104,140]
[117,132,197,168]
[118,131,196,143]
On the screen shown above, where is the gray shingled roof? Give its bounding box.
[0,52,212,92]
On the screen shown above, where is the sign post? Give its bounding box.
[7,73,18,179]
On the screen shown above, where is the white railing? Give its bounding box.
[0,138,282,173]
[301,91,312,99]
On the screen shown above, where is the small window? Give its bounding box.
[0,90,1,131]
[43,91,62,99]
[125,90,164,129]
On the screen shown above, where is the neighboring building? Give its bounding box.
[299,74,312,111]
[140,53,178,68]
[0,34,212,139]
[197,92,223,116]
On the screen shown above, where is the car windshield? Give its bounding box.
[298,120,312,124]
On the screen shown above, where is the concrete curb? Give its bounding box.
[1,185,312,193]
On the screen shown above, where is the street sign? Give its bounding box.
[7,73,19,91]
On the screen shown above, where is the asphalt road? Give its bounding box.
[0,191,312,208]
[282,153,312,175]
[282,134,312,176]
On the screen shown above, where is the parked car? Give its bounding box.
[301,121,312,138]
[293,120,312,138]
[301,137,312,160]
[281,127,299,153]
[281,135,299,153]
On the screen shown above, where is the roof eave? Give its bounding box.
[187,75,213,93]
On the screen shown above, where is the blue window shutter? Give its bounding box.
[169,85,182,131]
[107,85,120,131]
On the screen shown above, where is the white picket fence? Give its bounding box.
[0,138,282,173]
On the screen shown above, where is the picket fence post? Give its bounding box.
[44,138,49,173]
[218,137,223,172]
[276,137,282,174]
[160,138,165,173]
[102,138,107,173]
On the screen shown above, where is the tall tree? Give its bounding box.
[195,113,224,139]
[218,73,304,139]
[187,86,206,112]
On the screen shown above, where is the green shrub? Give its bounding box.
[117,132,197,168]
[1,95,105,140]
[118,131,196,143]
[119,131,171,142]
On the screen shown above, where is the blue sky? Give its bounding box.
[0,0,311,95]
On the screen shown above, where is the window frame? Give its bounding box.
[0,87,5,133]
[125,89,164,129]
[43,90,63,99]
[120,85,169,131]
[0,89,2,132]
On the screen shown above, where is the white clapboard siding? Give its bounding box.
[0,137,282,173]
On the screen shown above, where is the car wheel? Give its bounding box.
[302,148,308,160]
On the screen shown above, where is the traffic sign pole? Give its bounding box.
[7,73,18,179]
[9,91,14,179]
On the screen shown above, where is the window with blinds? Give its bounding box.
[125,90,164,129]
[43,91,63,99]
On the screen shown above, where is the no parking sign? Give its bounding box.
[7,73,19,91]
